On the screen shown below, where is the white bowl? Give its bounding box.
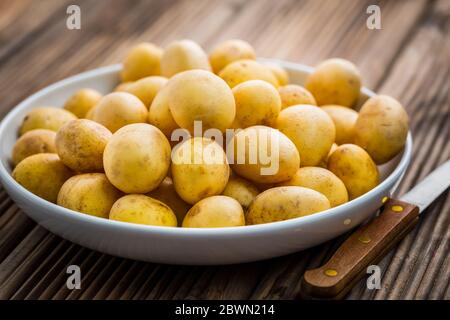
[0,60,412,265]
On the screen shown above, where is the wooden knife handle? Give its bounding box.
[301,198,419,299]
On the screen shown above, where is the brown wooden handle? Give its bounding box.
[301,198,419,299]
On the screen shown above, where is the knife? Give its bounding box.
[300,160,450,299]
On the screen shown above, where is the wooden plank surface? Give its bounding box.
[0,0,448,300]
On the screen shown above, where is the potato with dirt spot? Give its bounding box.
[182,195,245,228]
[305,58,361,107]
[219,60,279,88]
[161,40,211,77]
[278,84,317,109]
[57,173,122,218]
[222,175,260,209]
[265,63,289,86]
[63,88,102,118]
[322,105,358,144]
[12,153,73,202]
[353,95,409,164]
[103,123,171,194]
[171,137,230,205]
[246,186,330,225]
[148,85,179,137]
[209,39,256,73]
[327,144,379,199]
[12,129,56,166]
[110,194,177,227]
[121,43,163,82]
[19,107,77,136]
[122,76,168,108]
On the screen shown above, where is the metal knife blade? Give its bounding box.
[400,160,450,212]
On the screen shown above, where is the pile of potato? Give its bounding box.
[11,39,409,228]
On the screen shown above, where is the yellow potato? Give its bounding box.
[19,107,77,136]
[110,194,177,227]
[90,92,148,133]
[327,144,379,199]
[305,58,361,107]
[114,82,133,92]
[171,137,230,204]
[222,175,259,208]
[209,39,256,73]
[265,63,289,86]
[121,42,163,82]
[276,105,335,166]
[63,88,102,118]
[246,186,330,225]
[321,105,358,144]
[148,85,179,137]
[167,70,235,132]
[57,173,122,218]
[182,195,245,228]
[161,40,211,77]
[55,119,112,172]
[12,129,56,166]
[104,123,171,193]
[232,80,281,128]
[123,76,168,108]
[278,84,317,109]
[230,126,300,183]
[278,167,348,207]
[354,95,409,164]
[148,176,191,226]
[219,59,279,88]
[12,153,73,202]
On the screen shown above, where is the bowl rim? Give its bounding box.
[0,61,413,237]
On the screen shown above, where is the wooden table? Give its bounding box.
[0,0,448,300]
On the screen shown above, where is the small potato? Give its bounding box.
[91,92,148,133]
[121,42,163,82]
[123,76,168,108]
[322,105,358,145]
[182,195,245,228]
[63,88,102,118]
[219,59,279,88]
[327,144,379,199]
[104,123,171,193]
[12,129,56,166]
[148,177,191,226]
[148,85,179,137]
[57,173,122,218]
[278,167,348,207]
[110,194,177,227]
[19,107,77,136]
[55,119,112,172]
[222,175,259,208]
[278,84,317,109]
[231,80,281,128]
[276,105,335,166]
[246,186,330,225]
[161,40,211,77]
[167,70,235,132]
[354,95,409,164]
[114,82,133,92]
[305,58,361,107]
[209,39,256,73]
[12,153,73,202]
[265,63,289,86]
[171,137,230,204]
[230,126,300,184]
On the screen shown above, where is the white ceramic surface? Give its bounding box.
[0,60,412,265]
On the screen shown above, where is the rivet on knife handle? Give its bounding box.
[301,199,419,299]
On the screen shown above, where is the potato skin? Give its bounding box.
[230,126,300,184]
[276,105,335,166]
[121,42,163,82]
[55,119,112,172]
[222,175,259,208]
[327,144,379,199]
[219,59,279,88]
[278,84,317,109]
[278,167,348,207]
[182,195,245,228]
[209,39,256,73]
[353,95,409,164]
[12,129,56,166]
[148,85,179,137]
[246,186,330,225]
[19,107,77,136]
[232,80,281,128]
[305,58,361,107]
[57,173,122,218]
[110,194,177,227]
[103,123,171,193]
[171,137,230,204]
[161,40,211,77]
[63,88,102,118]
[321,105,358,145]
[123,76,168,108]
[12,153,73,203]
